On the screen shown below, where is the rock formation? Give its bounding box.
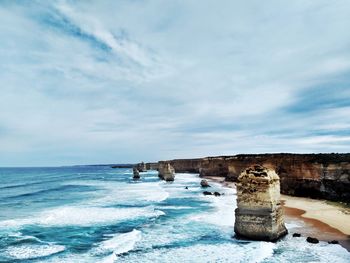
[306,237,319,244]
[133,167,140,179]
[234,165,288,241]
[149,153,350,203]
[200,179,210,187]
[158,162,175,181]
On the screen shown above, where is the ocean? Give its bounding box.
[0,166,349,262]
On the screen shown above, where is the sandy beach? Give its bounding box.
[203,175,350,251]
[281,194,350,235]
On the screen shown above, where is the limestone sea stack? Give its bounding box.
[158,162,175,181]
[133,167,140,179]
[234,165,288,241]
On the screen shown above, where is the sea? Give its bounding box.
[0,166,349,263]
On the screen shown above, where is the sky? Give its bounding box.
[0,0,350,166]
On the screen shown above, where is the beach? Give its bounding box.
[203,175,350,251]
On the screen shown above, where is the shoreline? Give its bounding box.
[203,175,350,252]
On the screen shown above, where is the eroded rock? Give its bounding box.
[200,179,210,188]
[156,154,350,203]
[133,167,140,179]
[328,240,339,244]
[306,237,319,244]
[158,162,175,181]
[234,165,288,241]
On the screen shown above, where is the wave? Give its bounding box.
[189,187,236,227]
[0,206,165,228]
[72,180,170,206]
[7,232,43,246]
[93,229,142,260]
[0,179,63,191]
[156,205,193,210]
[3,243,65,260]
[0,173,86,191]
[3,184,98,200]
[117,241,275,262]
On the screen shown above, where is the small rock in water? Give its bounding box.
[214,192,221,196]
[133,167,140,179]
[200,179,210,188]
[203,191,212,195]
[292,233,301,237]
[185,186,188,189]
[306,237,319,244]
[328,240,339,244]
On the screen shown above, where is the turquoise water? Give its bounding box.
[0,166,349,262]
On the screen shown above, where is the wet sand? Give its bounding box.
[203,175,350,251]
[283,204,350,251]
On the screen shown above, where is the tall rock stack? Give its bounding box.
[158,162,175,181]
[234,165,288,241]
[133,167,140,179]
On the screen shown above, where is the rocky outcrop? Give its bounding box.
[234,165,288,241]
[155,154,350,203]
[133,167,140,179]
[200,179,210,188]
[158,162,175,181]
[306,237,319,244]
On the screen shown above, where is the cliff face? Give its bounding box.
[150,154,350,203]
[146,162,159,170]
[168,158,202,173]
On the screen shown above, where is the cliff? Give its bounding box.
[148,153,350,203]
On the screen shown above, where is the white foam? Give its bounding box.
[0,206,164,228]
[70,180,169,205]
[8,232,43,243]
[117,241,275,262]
[4,244,65,260]
[156,206,193,210]
[189,188,236,227]
[285,222,302,229]
[93,229,142,260]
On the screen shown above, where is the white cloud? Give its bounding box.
[0,0,350,166]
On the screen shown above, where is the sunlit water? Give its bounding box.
[0,166,349,262]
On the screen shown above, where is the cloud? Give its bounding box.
[0,0,350,166]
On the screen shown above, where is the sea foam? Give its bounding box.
[117,241,276,262]
[0,206,164,228]
[93,229,142,258]
[4,244,65,260]
[189,186,236,227]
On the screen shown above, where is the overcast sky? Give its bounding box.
[1,0,350,166]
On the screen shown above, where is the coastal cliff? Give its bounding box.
[146,153,350,203]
